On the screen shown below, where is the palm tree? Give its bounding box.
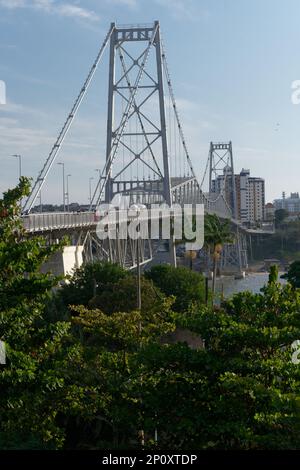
[204,214,233,300]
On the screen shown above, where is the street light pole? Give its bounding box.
[137,236,142,314]
[11,154,22,209]
[128,204,146,318]
[11,154,22,180]
[94,169,101,204]
[89,177,94,207]
[57,162,65,212]
[128,204,146,448]
[38,190,42,213]
[66,174,71,212]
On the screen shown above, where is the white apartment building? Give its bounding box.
[247,176,265,224]
[211,168,265,224]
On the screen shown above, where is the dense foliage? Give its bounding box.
[281,260,300,288]
[59,261,129,309]
[275,209,289,228]
[0,179,71,448]
[1,182,300,450]
[204,213,233,296]
[252,218,300,262]
[145,264,205,312]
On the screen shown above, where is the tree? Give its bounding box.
[88,275,172,319]
[61,301,175,448]
[145,264,205,312]
[281,260,300,288]
[0,179,73,449]
[204,214,233,298]
[250,218,300,262]
[134,273,300,449]
[59,261,128,310]
[3,181,300,450]
[275,208,289,228]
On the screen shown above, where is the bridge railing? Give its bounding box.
[22,209,152,233]
[22,211,97,232]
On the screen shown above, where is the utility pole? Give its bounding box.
[95,169,101,204]
[66,174,71,212]
[57,162,65,212]
[11,154,22,209]
[89,177,94,207]
[38,190,42,213]
[11,154,22,180]
[137,236,141,313]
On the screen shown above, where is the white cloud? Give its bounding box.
[0,0,26,8]
[110,0,137,7]
[0,104,108,202]
[105,0,137,7]
[57,3,98,21]
[2,100,49,118]
[154,0,209,22]
[0,0,100,22]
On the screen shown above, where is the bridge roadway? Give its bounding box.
[21,208,188,234]
[22,209,202,234]
[21,209,274,235]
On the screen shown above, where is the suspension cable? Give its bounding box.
[90,23,159,209]
[161,36,196,179]
[161,35,233,213]
[22,24,115,214]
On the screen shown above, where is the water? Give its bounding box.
[214,272,287,299]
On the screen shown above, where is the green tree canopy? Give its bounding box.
[0,179,73,449]
[281,260,300,288]
[145,264,205,312]
[204,214,233,297]
[59,261,129,309]
[275,208,289,228]
[70,273,300,449]
[88,274,172,318]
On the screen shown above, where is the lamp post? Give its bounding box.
[38,190,42,213]
[11,154,22,180]
[57,162,65,212]
[128,203,146,447]
[11,154,22,209]
[89,177,94,207]
[66,174,71,212]
[95,169,101,203]
[128,204,147,315]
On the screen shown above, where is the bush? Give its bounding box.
[59,261,128,308]
[145,264,205,312]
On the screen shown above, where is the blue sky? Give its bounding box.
[0,0,300,204]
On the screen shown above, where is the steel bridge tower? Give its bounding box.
[209,142,238,220]
[103,21,172,207]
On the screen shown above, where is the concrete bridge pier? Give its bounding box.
[41,245,83,278]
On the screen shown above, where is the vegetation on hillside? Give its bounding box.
[252,211,300,262]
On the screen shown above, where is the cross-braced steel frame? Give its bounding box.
[102,21,172,208]
[209,142,238,220]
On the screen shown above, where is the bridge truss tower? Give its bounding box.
[93,21,173,208]
[209,142,238,220]
[207,142,248,273]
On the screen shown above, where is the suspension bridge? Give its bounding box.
[19,21,272,275]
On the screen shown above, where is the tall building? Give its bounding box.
[247,176,265,223]
[211,168,265,224]
[265,202,275,221]
[239,168,250,223]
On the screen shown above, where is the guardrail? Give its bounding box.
[22,212,97,233]
[22,209,153,233]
